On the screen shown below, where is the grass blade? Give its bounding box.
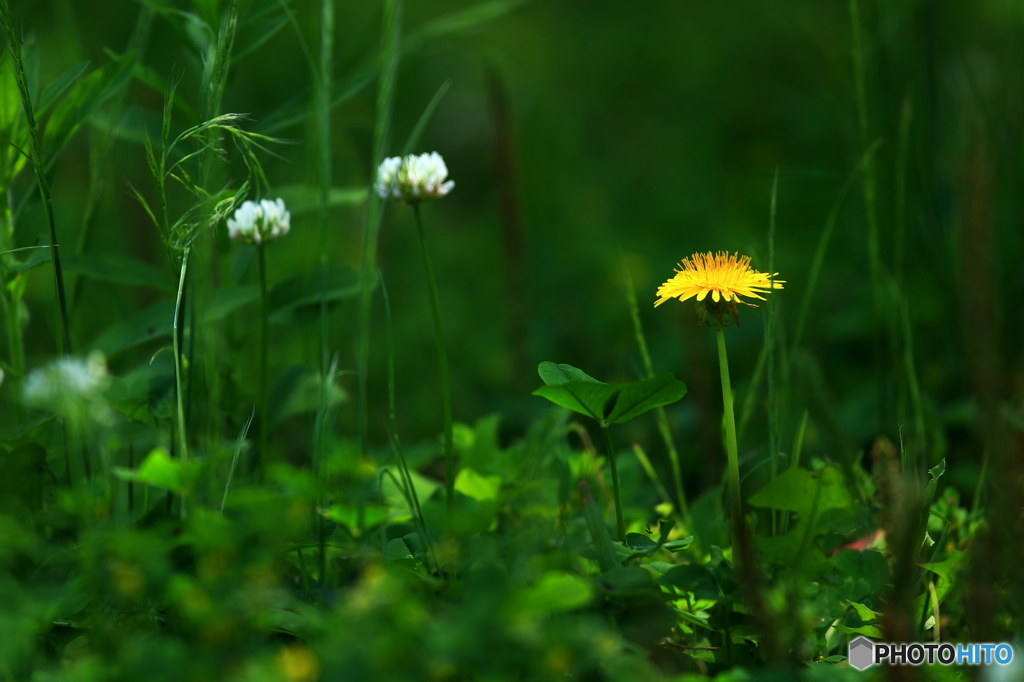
[356,0,402,456]
[221,408,255,513]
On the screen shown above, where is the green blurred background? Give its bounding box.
[5,0,1023,500]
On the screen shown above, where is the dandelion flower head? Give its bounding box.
[227,198,291,245]
[655,251,784,307]
[375,152,454,203]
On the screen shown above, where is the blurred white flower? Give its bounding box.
[227,198,291,245]
[375,152,454,203]
[24,351,112,422]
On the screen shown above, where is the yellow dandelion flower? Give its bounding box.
[654,251,784,307]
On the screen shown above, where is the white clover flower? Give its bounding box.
[227,198,291,245]
[24,351,112,422]
[374,152,454,203]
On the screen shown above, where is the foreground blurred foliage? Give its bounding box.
[1,0,1022,679]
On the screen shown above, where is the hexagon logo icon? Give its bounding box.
[848,636,875,670]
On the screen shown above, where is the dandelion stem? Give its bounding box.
[258,243,270,485]
[601,424,625,541]
[715,326,742,526]
[412,203,455,521]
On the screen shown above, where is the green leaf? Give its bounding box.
[755,523,833,579]
[0,415,53,444]
[520,571,593,615]
[580,480,619,573]
[534,365,685,425]
[833,623,884,639]
[0,245,52,273]
[403,0,526,54]
[111,398,158,428]
[61,252,173,292]
[833,549,888,603]
[748,466,852,518]
[597,566,658,597]
[625,533,657,551]
[532,381,618,422]
[607,373,687,424]
[233,10,290,63]
[268,266,365,323]
[271,367,348,425]
[914,549,967,615]
[89,299,175,357]
[537,361,600,385]
[454,468,501,502]
[658,563,720,600]
[661,536,695,552]
[255,71,376,135]
[203,286,260,323]
[113,447,200,495]
[399,79,452,157]
[848,600,881,624]
[42,52,135,170]
[37,60,90,115]
[384,536,424,573]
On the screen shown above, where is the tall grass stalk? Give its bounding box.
[412,203,456,520]
[0,0,72,354]
[793,139,880,347]
[765,168,781,535]
[71,5,154,314]
[314,0,336,592]
[357,0,402,456]
[173,246,191,517]
[622,260,691,526]
[221,408,255,513]
[380,265,434,569]
[899,292,926,475]
[192,0,241,459]
[315,0,334,471]
[715,327,742,526]
[849,0,881,302]
[601,425,625,540]
[894,95,912,284]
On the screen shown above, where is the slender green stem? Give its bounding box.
[356,0,402,456]
[766,168,780,536]
[315,0,334,470]
[0,2,72,354]
[315,0,335,594]
[412,203,455,520]
[0,193,25,422]
[715,326,741,526]
[601,425,625,541]
[258,244,270,484]
[0,275,24,419]
[173,247,190,517]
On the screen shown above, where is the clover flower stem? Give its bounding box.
[601,424,626,541]
[258,243,270,486]
[413,204,455,522]
[172,246,190,518]
[715,326,742,526]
